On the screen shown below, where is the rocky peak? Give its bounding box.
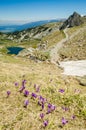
[60,12,83,30]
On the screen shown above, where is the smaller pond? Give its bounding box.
[7,47,24,55]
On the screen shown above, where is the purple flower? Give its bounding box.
[31,93,37,98]
[47,104,56,114]
[24,90,29,97]
[62,117,68,125]
[62,106,69,111]
[51,105,56,111]
[41,103,44,110]
[40,113,45,119]
[39,96,45,104]
[24,100,29,108]
[22,79,26,86]
[47,109,51,114]
[34,84,40,92]
[71,115,76,120]
[59,89,65,93]
[15,82,19,86]
[48,103,52,109]
[36,86,40,92]
[19,86,25,93]
[7,91,11,97]
[43,120,48,127]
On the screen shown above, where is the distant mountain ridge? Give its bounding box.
[0,19,65,33]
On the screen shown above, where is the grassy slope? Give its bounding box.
[42,30,65,49]
[66,22,86,36]
[59,24,86,61]
[0,55,86,130]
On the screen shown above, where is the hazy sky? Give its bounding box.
[0,0,86,23]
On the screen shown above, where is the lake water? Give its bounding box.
[7,47,24,55]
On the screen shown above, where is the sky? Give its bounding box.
[0,0,86,24]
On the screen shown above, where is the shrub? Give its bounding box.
[33,50,50,61]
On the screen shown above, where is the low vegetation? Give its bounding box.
[59,27,86,60]
[42,30,65,49]
[33,50,50,61]
[0,55,86,130]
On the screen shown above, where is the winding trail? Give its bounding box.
[50,27,86,64]
[50,27,86,76]
[50,29,68,64]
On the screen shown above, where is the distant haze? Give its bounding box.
[0,0,85,22]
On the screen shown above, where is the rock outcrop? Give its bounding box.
[60,12,83,30]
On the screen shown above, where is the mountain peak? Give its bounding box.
[60,12,83,30]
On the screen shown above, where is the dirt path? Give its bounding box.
[50,29,68,64]
[50,27,86,64]
[49,26,86,77]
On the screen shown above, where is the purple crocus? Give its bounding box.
[48,103,52,109]
[7,91,11,97]
[31,93,37,98]
[24,100,29,108]
[43,120,48,127]
[62,106,69,111]
[51,105,56,111]
[36,86,40,92]
[62,117,68,125]
[59,89,65,93]
[41,103,44,110]
[71,115,76,120]
[22,79,26,86]
[34,84,40,92]
[47,104,56,114]
[40,113,45,119]
[15,82,19,87]
[24,90,29,97]
[39,96,46,104]
[47,109,51,114]
[19,86,25,93]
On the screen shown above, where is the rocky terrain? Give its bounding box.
[59,12,83,30]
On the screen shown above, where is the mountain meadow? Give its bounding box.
[0,12,86,130]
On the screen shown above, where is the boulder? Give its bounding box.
[77,76,86,86]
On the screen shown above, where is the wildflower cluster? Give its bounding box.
[6,80,76,128]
